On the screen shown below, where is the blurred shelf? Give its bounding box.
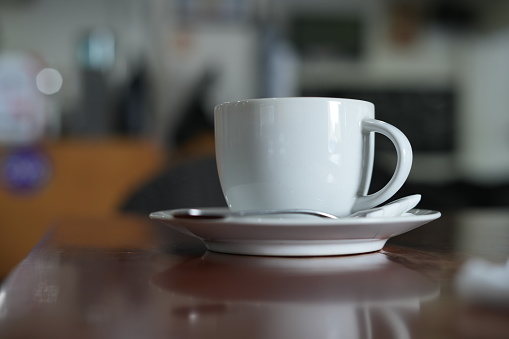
[299,59,455,91]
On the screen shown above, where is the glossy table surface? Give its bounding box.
[1,210,509,338]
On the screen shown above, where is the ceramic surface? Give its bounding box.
[214,97,413,217]
[150,208,440,256]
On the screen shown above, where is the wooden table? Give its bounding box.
[1,210,509,338]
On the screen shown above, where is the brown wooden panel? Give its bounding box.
[0,138,166,278]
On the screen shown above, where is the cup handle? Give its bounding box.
[352,119,413,212]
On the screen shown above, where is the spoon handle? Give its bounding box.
[233,209,339,219]
[172,208,339,220]
[171,194,420,220]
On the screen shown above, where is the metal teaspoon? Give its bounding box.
[171,195,421,220]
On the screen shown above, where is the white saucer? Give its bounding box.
[150,208,441,257]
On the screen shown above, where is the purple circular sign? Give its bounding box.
[1,146,51,193]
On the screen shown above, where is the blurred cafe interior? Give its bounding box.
[1,0,509,279]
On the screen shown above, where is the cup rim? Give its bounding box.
[215,97,374,108]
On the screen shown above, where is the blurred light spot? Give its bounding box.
[36,68,63,95]
[188,310,199,323]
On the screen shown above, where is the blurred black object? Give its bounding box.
[120,69,222,215]
[301,88,456,153]
[372,170,509,211]
[120,156,226,215]
[170,69,217,148]
[115,64,151,135]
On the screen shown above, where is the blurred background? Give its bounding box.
[1,0,509,278]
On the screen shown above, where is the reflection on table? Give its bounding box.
[152,251,438,338]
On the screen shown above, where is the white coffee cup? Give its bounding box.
[214,97,412,217]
